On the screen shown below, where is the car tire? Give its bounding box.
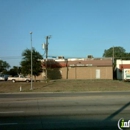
[26,80,29,83]
[12,79,16,83]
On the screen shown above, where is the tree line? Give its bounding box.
[103,46,130,59]
[0,46,130,78]
[0,48,42,80]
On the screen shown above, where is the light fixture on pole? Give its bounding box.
[30,32,33,90]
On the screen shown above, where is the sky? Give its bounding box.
[0,0,130,67]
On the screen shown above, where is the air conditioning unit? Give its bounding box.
[87,55,93,58]
[58,56,64,59]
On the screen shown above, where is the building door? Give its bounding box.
[96,69,100,79]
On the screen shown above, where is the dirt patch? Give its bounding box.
[0,80,130,93]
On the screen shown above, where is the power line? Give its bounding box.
[0,54,43,59]
[0,56,22,59]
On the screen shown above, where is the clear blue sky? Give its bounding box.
[0,0,130,67]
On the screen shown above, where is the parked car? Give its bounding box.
[0,74,8,81]
[0,76,5,81]
[8,75,31,83]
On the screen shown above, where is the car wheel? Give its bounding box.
[12,79,16,83]
[26,80,29,83]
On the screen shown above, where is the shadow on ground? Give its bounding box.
[0,102,130,130]
[0,116,119,130]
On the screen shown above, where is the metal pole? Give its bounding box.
[45,36,48,83]
[45,35,51,83]
[113,46,114,63]
[30,32,33,90]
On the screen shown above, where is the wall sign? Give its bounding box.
[69,64,93,67]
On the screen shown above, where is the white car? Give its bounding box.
[0,75,6,81]
[8,75,31,83]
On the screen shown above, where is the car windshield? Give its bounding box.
[20,75,24,78]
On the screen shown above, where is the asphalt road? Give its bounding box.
[0,92,130,130]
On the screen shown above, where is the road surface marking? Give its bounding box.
[0,111,24,113]
[0,123,18,125]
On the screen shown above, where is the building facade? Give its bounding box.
[41,57,113,80]
[116,59,130,80]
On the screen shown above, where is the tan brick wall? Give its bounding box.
[37,66,113,80]
[61,66,113,79]
[67,67,75,79]
[60,68,66,79]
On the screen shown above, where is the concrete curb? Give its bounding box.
[1,91,130,94]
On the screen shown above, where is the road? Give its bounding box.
[0,92,130,130]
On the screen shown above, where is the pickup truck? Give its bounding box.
[8,75,31,83]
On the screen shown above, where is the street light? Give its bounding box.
[30,32,33,90]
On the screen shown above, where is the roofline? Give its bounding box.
[40,57,112,62]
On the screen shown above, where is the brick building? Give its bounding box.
[40,57,113,80]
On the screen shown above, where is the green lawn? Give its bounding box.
[0,79,130,93]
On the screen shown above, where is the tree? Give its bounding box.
[8,66,21,76]
[20,48,43,81]
[103,46,130,79]
[103,46,126,58]
[0,60,10,73]
[122,52,130,60]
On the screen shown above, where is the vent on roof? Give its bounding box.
[87,55,93,58]
[57,56,64,59]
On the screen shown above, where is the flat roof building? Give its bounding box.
[41,57,113,80]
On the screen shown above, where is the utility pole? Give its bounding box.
[43,35,51,83]
[113,46,114,63]
[30,32,33,90]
